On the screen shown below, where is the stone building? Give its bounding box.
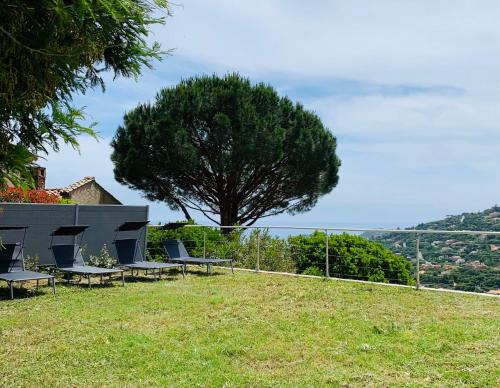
[46,176,122,205]
[5,165,121,205]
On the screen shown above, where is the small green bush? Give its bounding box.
[88,244,117,268]
[302,266,323,276]
[235,230,296,273]
[58,198,77,204]
[24,255,39,271]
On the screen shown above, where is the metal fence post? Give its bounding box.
[256,230,260,272]
[416,234,420,290]
[325,229,329,278]
[203,230,206,259]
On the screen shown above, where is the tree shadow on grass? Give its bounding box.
[0,283,53,301]
[184,266,229,277]
[124,273,183,283]
[0,268,231,299]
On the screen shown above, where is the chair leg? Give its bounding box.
[36,279,39,290]
[9,281,13,299]
[181,265,185,278]
[88,275,92,288]
[52,277,56,295]
[121,271,125,286]
[231,260,234,274]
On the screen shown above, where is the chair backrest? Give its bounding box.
[114,238,140,265]
[0,243,24,273]
[163,239,191,259]
[51,244,85,268]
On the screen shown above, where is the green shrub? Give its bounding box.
[302,266,323,276]
[88,244,117,268]
[288,231,327,273]
[147,221,213,261]
[235,230,296,273]
[147,224,296,273]
[58,198,77,204]
[24,255,39,271]
[289,231,414,285]
[146,225,413,285]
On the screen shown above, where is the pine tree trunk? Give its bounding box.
[219,199,237,234]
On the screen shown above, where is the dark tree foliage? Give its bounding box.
[112,74,341,226]
[423,266,499,292]
[0,0,169,187]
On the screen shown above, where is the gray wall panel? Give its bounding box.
[78,205,148,262]
[0,203,148,265]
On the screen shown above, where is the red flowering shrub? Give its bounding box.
[0,187,25,202]
[0,187,60,204]
[27,189,61,203]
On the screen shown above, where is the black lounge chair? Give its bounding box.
[113,221,184,281]
[162,239,234,274]
[49,225,124,288]
[0,226,55,299]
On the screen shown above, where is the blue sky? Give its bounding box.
[44,0,500,228]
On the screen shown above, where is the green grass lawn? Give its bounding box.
[0,269,498,387]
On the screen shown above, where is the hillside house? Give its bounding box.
[468,261,487,269]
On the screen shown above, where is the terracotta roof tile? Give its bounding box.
[46,176,95,196]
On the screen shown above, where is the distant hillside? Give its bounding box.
[412,205,500,232]
[369,206,500,293]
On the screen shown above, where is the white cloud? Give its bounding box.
[315,93,500,139]
[161,0,500,88]
[42,0,500,228]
